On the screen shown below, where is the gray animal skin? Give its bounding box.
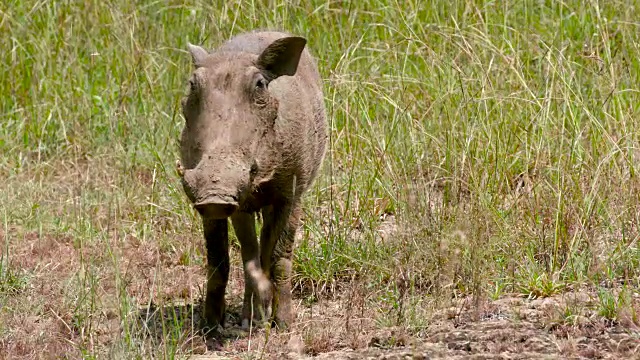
[176,30,327,330]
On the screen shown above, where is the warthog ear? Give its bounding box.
[187,43,208,68]
[256,36,307,79]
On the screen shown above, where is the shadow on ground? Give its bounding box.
[134,300,257,351]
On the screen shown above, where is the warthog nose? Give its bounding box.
[194,196,239,219]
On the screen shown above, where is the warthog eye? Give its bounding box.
[188,71,204,95]
[251,73,271,108]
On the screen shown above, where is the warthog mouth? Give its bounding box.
[194,194,239,219]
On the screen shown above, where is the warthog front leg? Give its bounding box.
[260,201,301,329]
[231,211,271,329]
[202,217,229,328]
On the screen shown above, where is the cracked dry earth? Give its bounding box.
[184,292,640,360]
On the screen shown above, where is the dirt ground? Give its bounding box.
[3,229,640,359]
[180,292,640,360]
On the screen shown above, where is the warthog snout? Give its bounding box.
[193,195,239,219]
[180,164,247,219]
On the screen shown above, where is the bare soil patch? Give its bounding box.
[3,229,639,359]
[181,290,640,359]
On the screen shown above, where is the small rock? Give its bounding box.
[447,341,471,352]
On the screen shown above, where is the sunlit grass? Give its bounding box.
[1,0,639,357]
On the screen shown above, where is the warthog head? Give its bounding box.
[177,36,307,219]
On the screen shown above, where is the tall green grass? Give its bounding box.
[1,0,639,357]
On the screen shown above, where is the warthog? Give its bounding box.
[176,31,327,330]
